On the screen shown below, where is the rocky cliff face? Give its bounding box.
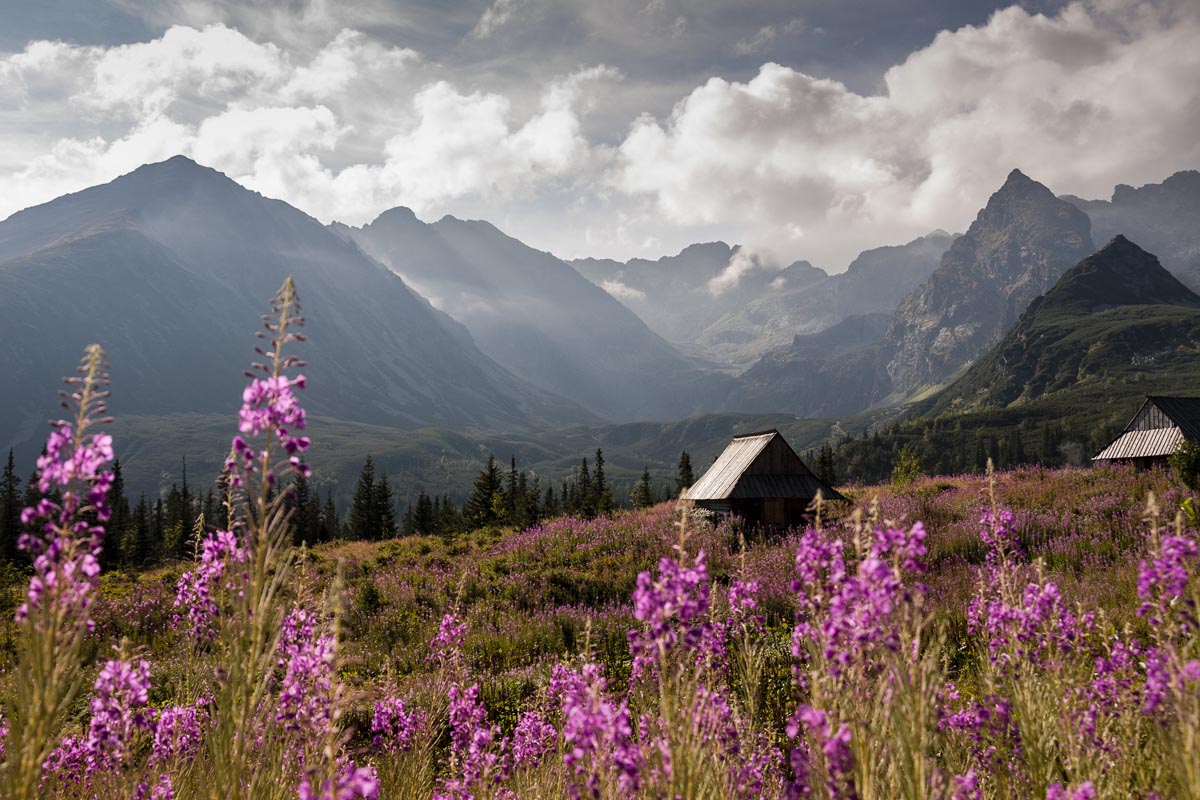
[1063,170,1200,293]
[925,235,1200,414]
[884,169,1094,397]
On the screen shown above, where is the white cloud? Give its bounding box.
[470,0,523,39]
[616,0,1200,267]
[707,247,780,295]
[2,1,1199,269]
[600,278,646,301]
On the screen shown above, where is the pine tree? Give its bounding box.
[465,455,503,528]
[320,492,338,542]
[543,485,558,518]
[131,493,153,567]
[103,459,131,568]
[439,494,461,539]
[631,467,654,508]
[291,467,313,546]
[592,449,613,516]
[505,456,518,524]
[377,473,398,539]
[347,455,378,539]
[412,491,436,535]
[0,449,21,562]
[526,473,541,527]
[153,498,165,559]
[677,451,695,495]
[577,458,593,518]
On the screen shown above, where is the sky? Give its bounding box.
[1,0,1199,273]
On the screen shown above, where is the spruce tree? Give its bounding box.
[377,473,398,539]
[103,459,131,568]
[0,449,21,562]
[153,498,165,560]
[321,492,338,542]
[677,451,695,494]
[505,456,518,524]
[347,455,378,539]
[592,449,613,516]
[632,467,654,508]
[543,485,558,518]
[413,490,436,535]
[131,493,153,567]
[291,467,312,546]
[577,458,593,518]
[439,494,461,539]
[465,455,503,528]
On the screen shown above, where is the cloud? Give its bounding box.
[470,0,523,39]
[734,19,802,55]
[2,1,1200,270]
[706,247,780,295]
[600,278,646,301]
[616,0,1200,267]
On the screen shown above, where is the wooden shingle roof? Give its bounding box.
[1093,396,1200,461]
[684,430,844,502]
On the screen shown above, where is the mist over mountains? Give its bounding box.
[2,155,1199,498]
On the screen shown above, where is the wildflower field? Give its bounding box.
[1,280,1198,800]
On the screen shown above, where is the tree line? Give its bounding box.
[0,447,703,567]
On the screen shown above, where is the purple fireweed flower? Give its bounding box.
[276,607,336,735]
[151,699,210,766]
[172,529,247,638]
[1143,645,1200,715]
[438,683,508,799]
[429,613,468,668]
[237,375,311,462]
[87,657,154,767]
[1136,532,1199,629]
[951,769,982,800]
[511,710,557,768]
[627,549,713,681]
[299,760,379,800]
[16,423,114,624]
[969,579,1089,668]
[134,774,175,800]
[370,697,426,754]
[980,508,1021,563]
[552,662,641,799]
[41,735,89,787]
[793,522,926,679]
[728,578,764,634]
[790,706,857,800]
[1046,781,1097,800]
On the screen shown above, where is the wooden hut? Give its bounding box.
[683,430,843,526]
[1093,396,1200,469]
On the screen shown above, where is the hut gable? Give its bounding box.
[685,430,843,526]
[1093,396,1200,463]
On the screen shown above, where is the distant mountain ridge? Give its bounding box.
[573,232,952,366]
[0,156,593,457]
[925,235,1200,415]
[342,207,726,421]
[1063,170,1200,293]
[883,169,1095,399]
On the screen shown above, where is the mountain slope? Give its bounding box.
[728,313,894,416]
[1063,170,1200,293]
[345,209,727,421]
[884,169,1095,398]
[573,232,951,366]
[925,235,1200,415]
[0,157,592,454]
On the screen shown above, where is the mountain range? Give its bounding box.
[572,232,953,366]
[0,156,591,455]
[338,208,725,421]
[3,156,1200,499]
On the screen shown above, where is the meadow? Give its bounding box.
[0,279,1197,799]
